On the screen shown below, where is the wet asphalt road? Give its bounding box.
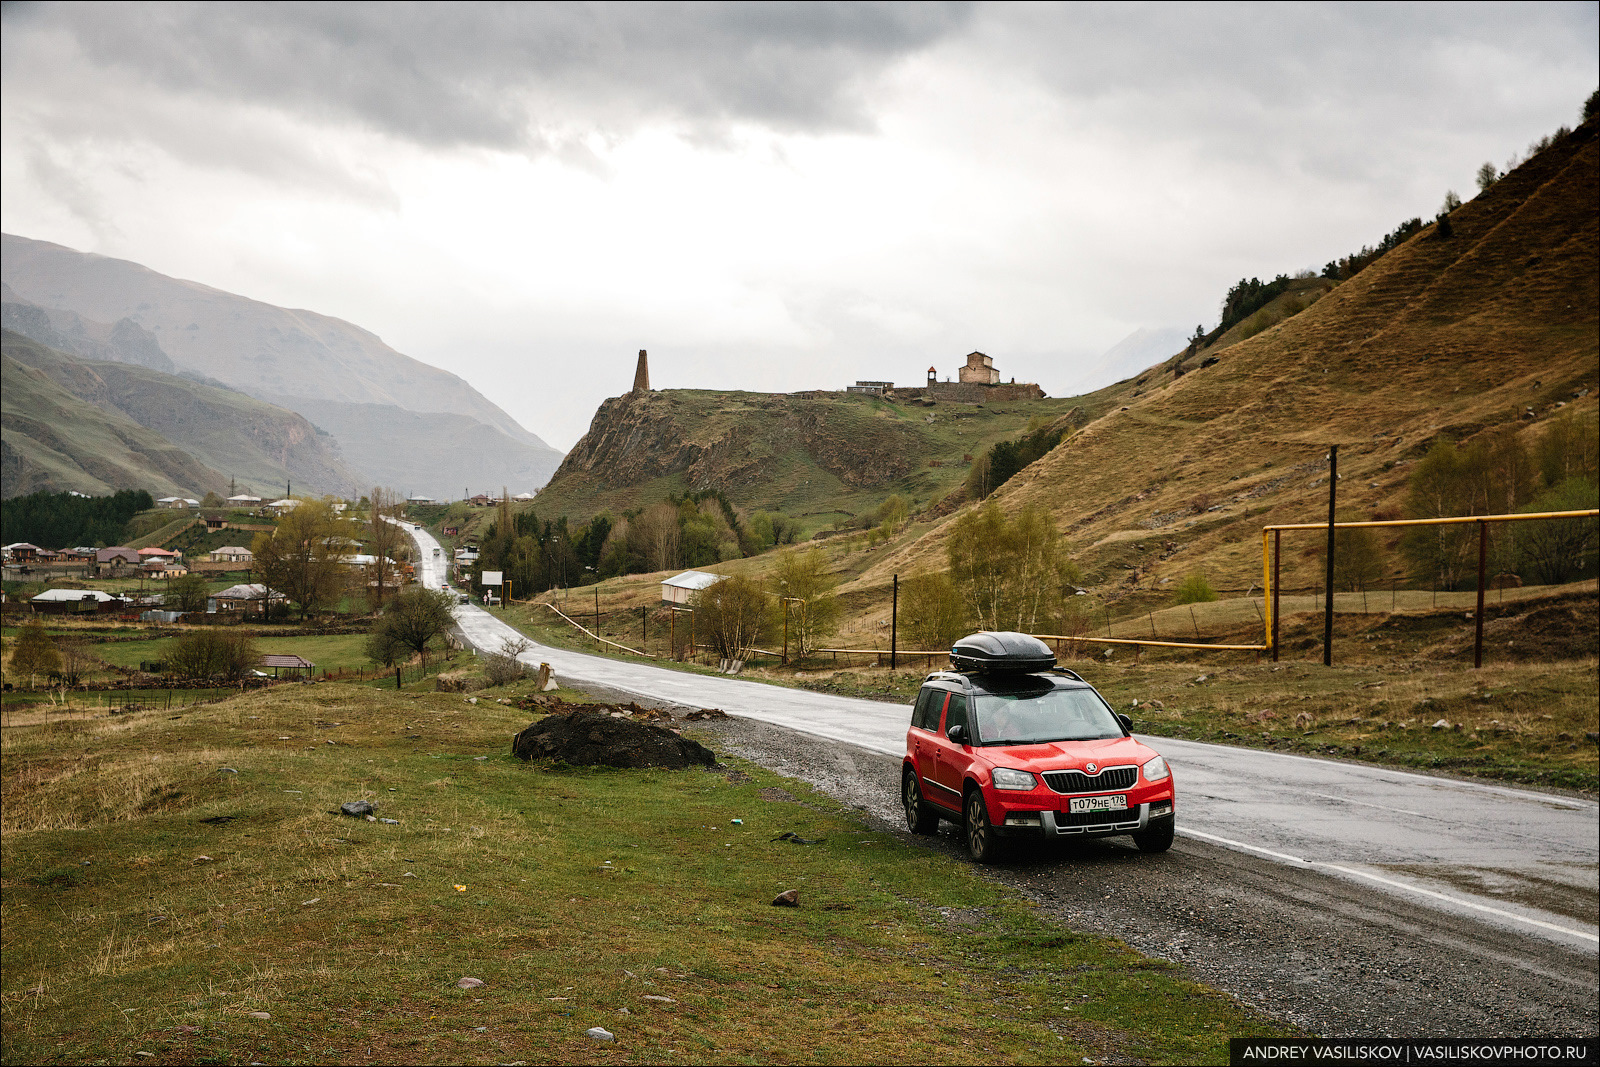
[405,524,1599,1034]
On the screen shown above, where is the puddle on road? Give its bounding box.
[1378,863,1600,926]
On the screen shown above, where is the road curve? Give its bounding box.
[403,522,1598,951]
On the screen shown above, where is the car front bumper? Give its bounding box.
[993,796,1175,837]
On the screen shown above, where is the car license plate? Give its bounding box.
[1068,795,1127,814]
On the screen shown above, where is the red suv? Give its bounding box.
[902,632,1175,862]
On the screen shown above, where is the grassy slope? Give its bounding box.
[1,350,227,500]
[854,120,1599,609]
[0,683,1288,1064]
[3,328,360,498]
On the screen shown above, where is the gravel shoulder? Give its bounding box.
[685,712,1599,1040]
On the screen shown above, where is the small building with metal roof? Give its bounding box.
[660,570,726,605]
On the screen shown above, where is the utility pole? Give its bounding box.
[891,574,899,670]
[1323,445,1337,667]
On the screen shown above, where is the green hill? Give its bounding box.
[532,387,1097,532]
[1,347,225,499]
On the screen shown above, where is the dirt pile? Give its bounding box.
[512,709,716,769]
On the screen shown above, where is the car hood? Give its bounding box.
[981,735,1155,771]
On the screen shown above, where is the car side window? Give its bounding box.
[913,689,946,731]
[945,693,970,736]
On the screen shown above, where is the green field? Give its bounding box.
[1,682,1291,1064]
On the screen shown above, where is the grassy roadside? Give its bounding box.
[1,681,1292,1065]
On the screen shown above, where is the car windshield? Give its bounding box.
[973,685,1124,744]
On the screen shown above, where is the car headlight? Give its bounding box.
[1142,754,1170,782]
[991,767,1037,791]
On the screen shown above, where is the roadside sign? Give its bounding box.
[480,570,503,586]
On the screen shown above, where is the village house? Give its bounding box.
[213,583,288,614]
[94,546,142,576]
[157,496,201,509]
[3,543,42,562]
[30,588,124,615]
[210,545,253,564]
[227,494,263,506]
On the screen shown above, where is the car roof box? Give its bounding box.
[950,631,1056,673]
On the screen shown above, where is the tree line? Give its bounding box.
[1,489,154,548]
[472,490,804,599]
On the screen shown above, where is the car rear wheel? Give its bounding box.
[903,768,939,835]
[1133,817,1174,853]
[964,788,1001,864]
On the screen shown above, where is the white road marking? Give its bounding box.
[1177,828,1311,867]
[1317,864,1600,944]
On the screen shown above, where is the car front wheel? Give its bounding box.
[1133,817,1175,853]
[964,788,1001,863]
[903,768,939,835]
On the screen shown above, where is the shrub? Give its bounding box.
[692,574,771,660]
[8,617,61,688]
[166,629,256,681]
[483,637,531,686]
[1173,573,1218,605]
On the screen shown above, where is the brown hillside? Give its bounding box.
[857,119,1599,608]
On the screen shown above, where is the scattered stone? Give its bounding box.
[586,1027,616,1043]
[772,889,800,907]
[617,1007,631,1015]
[1430,719,1450,731]
[642,994,676,1003]
[684,708,728,721]
[379,818,400,825]
[474,1026,488,1032]
[456,977,485,989]
[1146,699,1165,710]
[195,855,213,863]
[247,1011,271,1020]
[340,801,374,818]
[468,697,479,705]
[512,711,715,769]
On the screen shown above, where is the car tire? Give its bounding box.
[903,767,939,835]
[1133,817,1175,853]
[963,787,1002,864]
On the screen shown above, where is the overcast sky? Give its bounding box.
[3,2,1595,450]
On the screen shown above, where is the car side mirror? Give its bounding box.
[1117,713,1133,733]
[946,723,968,745]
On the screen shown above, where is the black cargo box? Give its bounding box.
[950,631,1057,673]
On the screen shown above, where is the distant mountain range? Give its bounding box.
[1,234,563,499]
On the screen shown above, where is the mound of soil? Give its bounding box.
[512,710,715,769]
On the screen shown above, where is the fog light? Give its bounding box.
[1003,813,1042,826]
[1149,800,1172,816]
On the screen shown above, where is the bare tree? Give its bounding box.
[251,498,360,619]
[367,487,403,609]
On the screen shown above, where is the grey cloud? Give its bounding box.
[2,1,974,148]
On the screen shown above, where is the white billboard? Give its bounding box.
[480,571,503,586]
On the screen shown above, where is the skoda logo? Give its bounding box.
[1086,762,1098,773]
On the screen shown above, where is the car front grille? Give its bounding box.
[1057,808,1141,827]
[1043,766,1137,793]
